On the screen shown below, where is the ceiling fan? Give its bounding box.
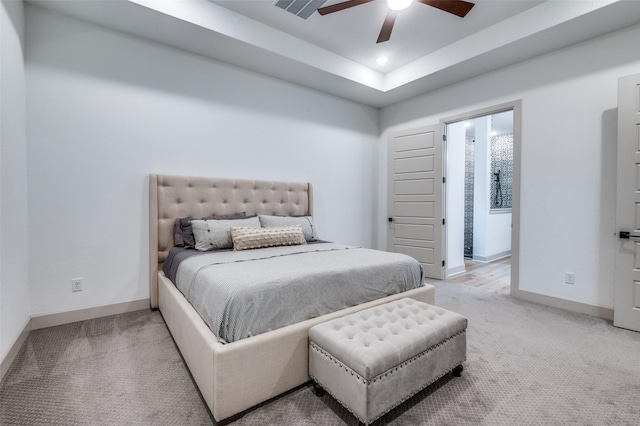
[317,0,475,43]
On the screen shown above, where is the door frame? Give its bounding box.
[440,100,522,295]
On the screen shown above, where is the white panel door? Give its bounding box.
[388,124,444,279]
[614,73,640,332]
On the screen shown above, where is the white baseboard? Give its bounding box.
[446,264,466,278]
[473,250,511,263]
[511,288,613,321]
[31,298,150,330]
[2,298,150,381]
[1,317,31,381]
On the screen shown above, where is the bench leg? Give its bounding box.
[452,365,464,377]
[312,381,326,397]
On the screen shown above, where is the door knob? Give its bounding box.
[619,231,640,240]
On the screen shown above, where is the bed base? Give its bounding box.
[158,271,434,422]
[149,174,435,422]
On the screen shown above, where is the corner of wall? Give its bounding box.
[0,317,31,381]
[1,0,30,364]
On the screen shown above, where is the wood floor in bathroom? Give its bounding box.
[447,257,511,295]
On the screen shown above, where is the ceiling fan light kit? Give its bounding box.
[387,0,413,11]
[317,0,475,43]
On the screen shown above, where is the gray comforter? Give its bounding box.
[175,243,423,343]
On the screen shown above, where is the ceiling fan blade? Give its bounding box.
[377,10,397,43]
[317,0,374,16]
[417,0,475,18]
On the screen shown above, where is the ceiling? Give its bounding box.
[213,0,544,71]
[31,0,640,107]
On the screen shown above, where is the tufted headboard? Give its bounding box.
[149,174,313,308]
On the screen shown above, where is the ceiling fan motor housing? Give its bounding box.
[316,0,475,43]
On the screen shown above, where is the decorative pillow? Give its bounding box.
[174,212,247,248]
[191,216,260,251]
[258,214,318,242]
[231,225,306,251]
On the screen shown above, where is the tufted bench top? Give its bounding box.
[309,298,467,380]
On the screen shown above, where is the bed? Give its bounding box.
[149,174,435,424]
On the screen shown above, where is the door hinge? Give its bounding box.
[443,177,446,184]
[442,134,447,142]
[442,260,445,267]
[443,219,445,225]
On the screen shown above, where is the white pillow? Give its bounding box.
[258,214,318,242]
[191,216,260,251]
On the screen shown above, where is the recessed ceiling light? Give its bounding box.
[387,0,413,11]
[376,56,389,65]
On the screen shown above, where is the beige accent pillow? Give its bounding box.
[231,225,307,251]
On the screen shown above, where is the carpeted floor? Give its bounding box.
[2,281,640,425]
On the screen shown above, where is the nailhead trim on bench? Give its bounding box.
[310,329,467,425]
[310,328,466,385]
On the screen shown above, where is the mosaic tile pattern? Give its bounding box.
[490,133,513,209]
[464,136,475,258]
[465,133,513,257]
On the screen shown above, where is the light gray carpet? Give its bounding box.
[2,281,640,425]
[0,309,214,425]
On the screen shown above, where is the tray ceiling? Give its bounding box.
[30,0,640,107]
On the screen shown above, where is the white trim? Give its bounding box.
[511,288,613,321]
[0,317,32,381]
[30,298,150,330]
[446,264,466,278]
[440,100,522,299]
[489,208,512,215]
[472,250,512,263]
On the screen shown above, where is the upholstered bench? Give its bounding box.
[308,298,467,425]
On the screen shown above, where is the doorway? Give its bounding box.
[442,102,521,295]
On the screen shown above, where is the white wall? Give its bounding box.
[485,211,512,261]
[25,5,379,316]
[379,23,640,309]
[1,0,30,359]
[446,122,466,276]
[472,116,491,261]
[472,116,512,262]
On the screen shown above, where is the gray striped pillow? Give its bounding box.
[258,214,318,242]
[191,216,260,251]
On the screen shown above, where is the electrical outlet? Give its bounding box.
[564,272,575,285]
[71,278,82,292]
